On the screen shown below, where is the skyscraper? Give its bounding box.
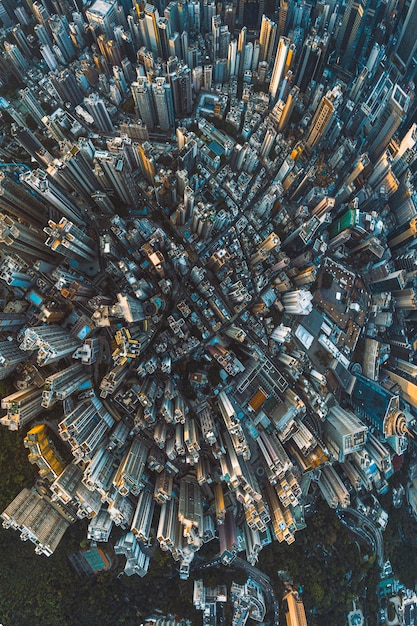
[34,23,53,48]
[43,217,97,262]
[0,254,35,288]
[158,17,171,60]
[12,25,33,60]
[49,14,75,62]
[21,169,85,225]
[94,151,140,206]
[97,34,123,67]
[86,0,117,38]
[19,88,46,126]
[394,0,417,73]
[1,488,69,555]
[152,77,175,130]
[304,90,335,150]
[259,15,277,64]
[295,34,325,93]
[277,0,288,37]
[84,92,114,133]
[0,339,27,380]
[237,0,264,30]
[144,3,161,58]
[3,42,29,76]
[42,364,90,407]
[40,44,58,71]
[237,26,246,76]
[367,84,409,161]
[19,325,80,366]
[336,0,367,70]
[132,77,156,128]
[0,213,53,262]
[278,85,299,131]
[12,127,53,168]
[269,37,295,101]
[170,65,193,116]
[0,387,44,430]
[50,144,104,201]
[50,68,84,106]
[0,171,48,227]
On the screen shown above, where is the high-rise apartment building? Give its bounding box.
[114,531,150,577]
[0,254,34,288]
[0,339,27,380]
[24,424,65,482]
[394,0,417,73]
[295,34,325,93]
[336,0,367,71]
[178,476,203,537]
[170,65,193,116]
[237,0,264,30]
[0,172,48,227]
[94,151,140,206]
[19,88,46,126]
[19,325,79,366]
[97,34,123,67]
[50,68,84,106]
[1,488,69,556]
[86,0,117,38]
[113,437,149,496]
[157,497,177,552]
[152,77,175,130]
[82,447,118,497]
[324,404,368,461]
[367,84,409,161]
[4,42,29,76]
[259,15,277,64]
[21,169,84,226]
[42,364,90,407]
[131,77,156,128]
[0,213,53,262]
[144,3,161,58]
[304,91,335,149]
[12,127,53,168]
[269,37,295,101]
[131,490,155,542]
[83,93,114,133]
[283,589,308,626]
[0,386,44,430]
[318,464,350,508]
[44,217,96,262]
[51,144,104,201]
[59,398,114,462]
[49,14,75,62]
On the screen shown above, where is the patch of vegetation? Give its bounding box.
[0,521,200,626]
[207,363,221,387]
[258,499,379,625]
[380,462,417,590]
[0,415,199,625]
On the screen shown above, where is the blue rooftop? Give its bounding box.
[208,141,224,156]
[76,325,91,340]
[27,291,43,307]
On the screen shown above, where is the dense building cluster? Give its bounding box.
[0,0,416,612]
[194,577,267,626]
